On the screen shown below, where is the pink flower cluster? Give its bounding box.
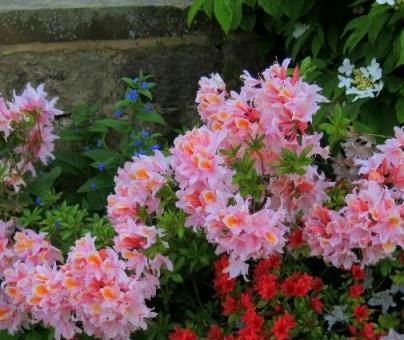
[0,218,171,339]
[0,84,62,191]
[107,150,173,278]
[171,60,332,276]
[356,126,404,192]
[107,151,171,223]
[304,180,403,269]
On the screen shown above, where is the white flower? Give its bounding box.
[367,58,382,80]
[374,80,384,95]
[380,329,404,340]
[338,75,352,89]
[324,306,347,330]
[376,0,395,6]
[368,290,396,314]
[338,58,355,76]
[292,23,310,39]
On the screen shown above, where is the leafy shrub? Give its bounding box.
[188,0,403,138]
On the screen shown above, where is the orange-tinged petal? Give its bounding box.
[265,232,278,246]
[5,287,16,297]
[223,214,239,228]
[63,277,78,289]
[101,286,116,300]
[33,284,48,297]
[87,252,102,266]
[0,308,11,320]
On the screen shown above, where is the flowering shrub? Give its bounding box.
[0,84,61,216]
[1,59,403,339]
[188,0,404,137]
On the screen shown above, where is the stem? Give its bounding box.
[192,278,203,308]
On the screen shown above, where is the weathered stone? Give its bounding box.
[0,0,265,130]
[0,0,216,45]
[0,34,264,130]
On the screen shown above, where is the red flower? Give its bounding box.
[351,265,365,280]
[288,228,303,248]
[253,255,281,279]
[242,308,264,332]
[361,323,375,339]
[348,324,358,335]
[222,295,238,315]
[254,273,277,300]
[353,305,369,323]
[294,273,313,296]
[281,272,313,297]
[169,326,197,340]
[207,325,223,340]
[240,292,255,310]
[214,256,236,296]
[272,312,296,340]
[237,327,267,340]
[349,283,364,298]
[310,297,323,314]
[311,277,324,292]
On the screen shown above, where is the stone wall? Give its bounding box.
[0,0,264,128]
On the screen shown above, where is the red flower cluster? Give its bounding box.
[272,312,296,340]
[214,255,236,296]
[281,272,314,297]
[254,273,277,300]
[169,326,197,340]
[348,283,364,298]
[353,305,369,323]
[351,264,365,280]
[288,228,304,248]
[310,296,323,314]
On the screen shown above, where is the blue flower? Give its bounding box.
[133,149,146,157]
[98,162,106,172]
[142,81,148,89]
[141,130,150,138]
[127,89,138,101]
[133,139,142,147]
[55,220,61,229]
[90,182,97,189]
[96,139,103,148]
[151,144,160,151]
[35,197,42,206]
[144,102,153,112]
[114,110,123,118]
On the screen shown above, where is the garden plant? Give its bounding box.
[0,0,403,339]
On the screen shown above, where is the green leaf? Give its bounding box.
[258,0,280,16]
[57,128,83,141]
[93,118,129,131]
[187,0,204,26]
[281,0,305,19]
[311,27,324,57]
[397,30,404,67]
[214,0,233,33]
[83,149,121,162]
[240,12,256,31]
[395,97,404,123]
[121,77,137,88]
[135,110,167,125]
[230,0,243,30]
[368,12,390,45]
[77,176,113,193]
[27,167,62,196]
[171,273,184,283]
